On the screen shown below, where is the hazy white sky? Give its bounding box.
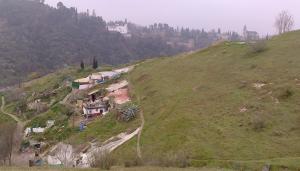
[45,0,300,35]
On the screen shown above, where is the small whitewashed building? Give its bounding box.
[72,77,93,90]
[89,73,103,84]
[82,89,109,118]
[99,71,120,82]
[107,22,132,38]
[82,99,109,118]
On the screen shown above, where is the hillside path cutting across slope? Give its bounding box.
[137,109,144,159]
[1,96,22,123]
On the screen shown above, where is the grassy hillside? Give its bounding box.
[0,110,14,123]
[0,94,15,123]
[119,31,300,170]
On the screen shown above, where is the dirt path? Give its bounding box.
[137,110,144,159]
[1,96,22,123]
[1,96,33,166]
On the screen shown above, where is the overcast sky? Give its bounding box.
[45,0,300,35]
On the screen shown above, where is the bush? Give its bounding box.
[157,153,190,168]
[27,72,41,80]
[252,115,266,132]
[117,102,139,122]
[249,40,267,54]
[90,150,115,170]
[15,98,27,113]
[278,88,293,100]
[124,157,143,167]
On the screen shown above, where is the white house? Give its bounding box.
[107,23,131,38]
[82,99,108,118]
[99,71,120,81]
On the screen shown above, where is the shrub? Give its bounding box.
[15,98,27,113]
[252,115,266,132]
[249,40,267,54]
[90,150,115,170]
[278,88,293,100]
[124,157,143,167]
[27,72,41,80]
[117,102,139,122]
[157,153,190,168]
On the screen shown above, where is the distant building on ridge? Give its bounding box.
[107,19,131,38]
[243,25,259,41]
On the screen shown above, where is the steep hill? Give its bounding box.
[2,31,300,170]
[118,31,300,170]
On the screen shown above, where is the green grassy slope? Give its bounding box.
[0,111,15,123]
[123,31,300,169]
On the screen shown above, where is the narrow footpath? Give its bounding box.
[135,93,145,159]
[137,110,144,159]
[1,96,22,123]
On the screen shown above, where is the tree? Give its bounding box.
[92,57,98,69]
[80,60,85,70]
[0,123,16,166]
[57,2,64,9]
[275,11,294,34]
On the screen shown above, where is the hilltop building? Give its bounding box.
[107,20,132,38]
[243,25,259,41]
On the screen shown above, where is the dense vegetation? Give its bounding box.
[0,0,238,88]
[113,31,300,170]
[110,21,241,51]
[0,0,178,87]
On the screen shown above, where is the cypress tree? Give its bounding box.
[92,57,98,69]
[80,60,84,70]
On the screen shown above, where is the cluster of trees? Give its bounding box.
[114,21,241,50]
[80,57,98,70]
[275,11,294,34]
